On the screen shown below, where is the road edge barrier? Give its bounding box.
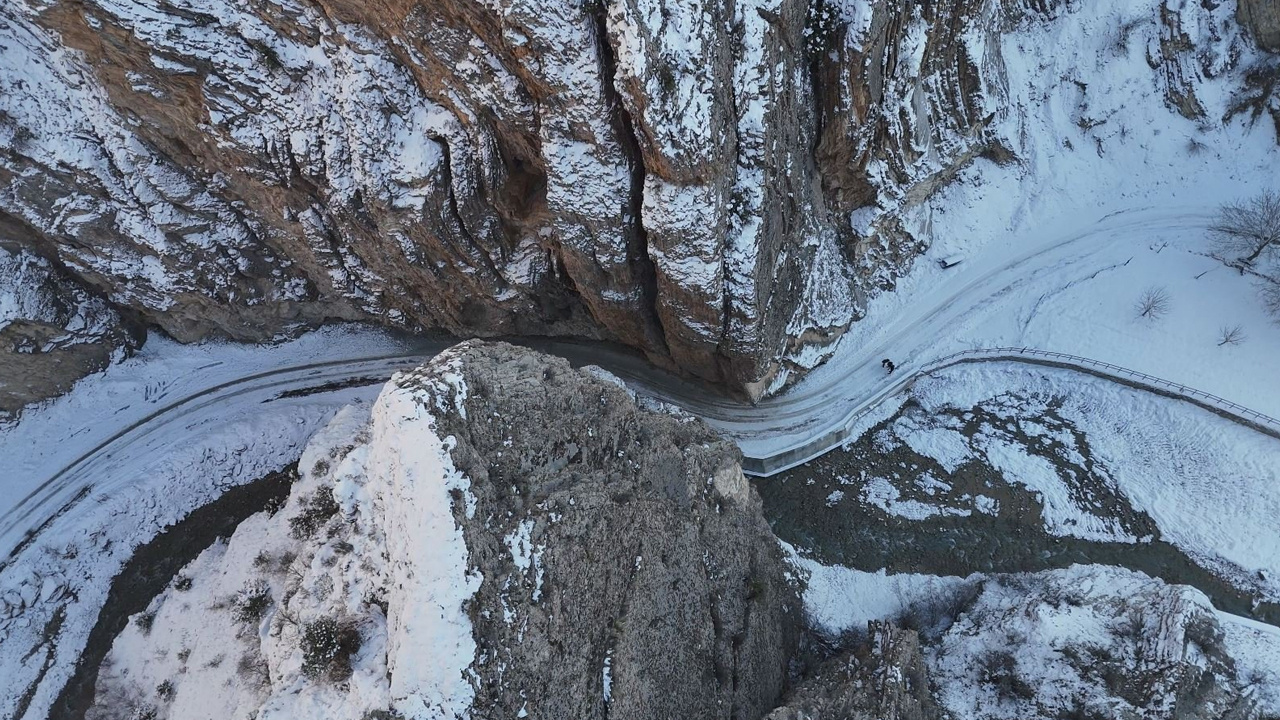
[740,347,1280,477]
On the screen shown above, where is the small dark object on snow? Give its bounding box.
[881,359,896,373]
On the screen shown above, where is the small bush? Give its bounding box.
[238,651,270,687]
[979,649,1036,701]
[1218,324,1247,346]
[301,616,362,681]
[231,580,272,625]
[177,647,191,664]
[264,493,287,516]
[173,575,193,591]
[156,680,175,701]
[1135,286,1170,320]
[129,707,158,720]
[133,611,156,635]
[289,487,340,539]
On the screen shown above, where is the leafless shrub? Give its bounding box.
[1210,189,1280,266]
[289,487,340,539]
[237,651,270,687]
[1263,283,1280,320]
[1218,325,1247,346]
[1185,135,1208,155]
[978,649,1036,701]
[1135,286,1170,320]
[1110,18,1145,56]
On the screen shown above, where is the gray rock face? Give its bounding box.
[0,244,141,420]
[78,340,802,719]
[421,341,802,719]
[766,622,938,720]
[1239,0,1280,52]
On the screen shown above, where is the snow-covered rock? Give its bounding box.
[0,246,140,419]
[930,565,1261,720]
[774,562,1278,720]
[87,341,801,719]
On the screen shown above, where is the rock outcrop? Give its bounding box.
[766,622,938,720]
[86,341,801,719]
[0,245,141,420]
[929,566,1262,720]
[429,342,803,719]
[1239,0,1280,52]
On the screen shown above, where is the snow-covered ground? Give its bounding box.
[790,557,1280,717]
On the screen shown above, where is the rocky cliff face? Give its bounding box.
[0,245,141,419]
[766,621,938,720]
[1240,0,1280,52]
[1,0,1275,407]
[84,341,800,719]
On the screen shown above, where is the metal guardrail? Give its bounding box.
[740,347,1280,477]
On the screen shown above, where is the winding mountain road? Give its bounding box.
[5,206,1267,562]
[2,207,1263,561]
[4,206,1280,720]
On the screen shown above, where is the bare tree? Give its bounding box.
[1210,189,1280,266]
[1135,286,1170,319]
[1263,283,1280,321]
[1217,324,1247,346]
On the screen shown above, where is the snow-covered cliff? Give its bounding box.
[2,0,1277,406]
[83,342,799,719]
